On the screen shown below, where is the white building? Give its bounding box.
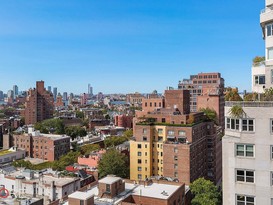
[0,168,81,205]
[223,101,273,205]
[252,0,273,93]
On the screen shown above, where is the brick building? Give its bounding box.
[24,81,54,125]
[114,114,133,129]
[67,176,187,205]
[13,127,70,161]
[178,72,225,128]
[131,89,222,186]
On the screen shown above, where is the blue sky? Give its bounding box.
[0,0,265,94]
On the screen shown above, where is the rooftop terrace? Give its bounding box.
[225,101,273,107]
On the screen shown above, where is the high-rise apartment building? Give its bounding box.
[13,85,18,99]
[53,87,57,101]
[178,72,225,129]
[24,81,54,125]
[223,1,273,204]
[131,89,222,186]
[252,0,273,93]
[223,102,273,205]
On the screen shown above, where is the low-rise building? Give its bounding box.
[66,175,187,205]
[0,147,26,164]
[13,127,70,161]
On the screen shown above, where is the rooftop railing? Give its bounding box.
[225,101,273,107]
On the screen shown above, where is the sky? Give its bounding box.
[0,0,265,94]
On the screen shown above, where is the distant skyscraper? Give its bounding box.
[13,85,18,99]
[88,84,93,96]
[53,87,57,101]
[7,90,14,99]
[0,91,3,101]
[63,92,68,101]
[48,86,52,93]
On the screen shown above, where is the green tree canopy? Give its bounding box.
[76,111,84,119]
[123,129,133,139]
[98,148,129,178]
[65,126,87,140]
[81,144,100,155]
[190,178,220,205]
[34,118,65,134]
[104,136,128,148]
[199,108,218,124]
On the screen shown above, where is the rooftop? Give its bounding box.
[0,150,12,156]
[98,176,122,184]
[68,191,94,200]
[225,101,273,107]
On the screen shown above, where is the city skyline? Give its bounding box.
[0,0,264,94]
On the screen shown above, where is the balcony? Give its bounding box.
[260,6,273,24]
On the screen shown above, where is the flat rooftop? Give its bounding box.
[126,182,181,200]
[69,191,94,200]
[99,176,122,184]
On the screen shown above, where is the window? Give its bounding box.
[168,130,174,135]
[236,169,254,183]
[268,24,273,36]
[145,144,147,148]
[138,174,142,180]
[143,136,147,141]
[226,118,239,130]
[271,119,273,133]
[178,130,186,136]
[268,48,273,60]
[271,146,273,159]
[270,172,273,186]
[138,144,142,149]
[174,164,178,169]
[138,167,142,171]
[242,119,254,132]
[162,118,166,123]
[137,152,142,156]
[174,147,178,153]
[143,129,147,134]
[174,156,178,161]
[236,144,254,157]
[254,75,265,85]
[138,159,142,164]
[236,195,255,205]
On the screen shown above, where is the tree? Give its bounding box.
[65,126,87,140]
[199,108,218,124]
[98,148,129,178]
[123,129,133,139]
[34,118,65,134]
[224,87,242,101]
[244,92,258,101]
[81,144,100,155]
[76,111,84,119]
[52,151,81,171]
[190,178,220,205]
[263,87,273,101]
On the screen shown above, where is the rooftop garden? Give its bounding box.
[0,150,12,156]
[252,56,265,66]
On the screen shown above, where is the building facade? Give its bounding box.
[13,128,70,161]
[131,90,222,186]
[24,81,54,125]
[178,72,225,129]
[223,101,273,205]
[252,0,273,93]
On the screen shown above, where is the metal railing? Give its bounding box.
[225,101,273,107]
